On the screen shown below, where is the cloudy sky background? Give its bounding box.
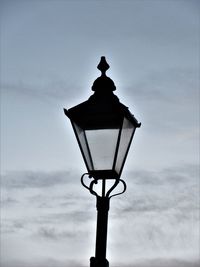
[1,0,199,266]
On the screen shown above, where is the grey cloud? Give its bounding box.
[111,164,199,218]
[1,166,198,265]
[1,170,76,188]
[107,166,199,264]
[123,67,199,140]
[129,67,198,102]
[0,259,85,267]
[37,225,89,241]
[127,164,199,186]
[37,209,94,225]
[37,226,74,240]
[27,193,92,212]
[1,197,18,207]
[71,210,94,222]
[120,259,200,267]
[1,259,199,267]
[1,81,87,104]
[1,219,24,234]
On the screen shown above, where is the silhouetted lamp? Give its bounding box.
[64,57,141,267]
[64,57,140,180]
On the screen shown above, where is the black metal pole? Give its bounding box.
[90,196,109,267]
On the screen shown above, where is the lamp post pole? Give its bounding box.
[90,196,109,267]
[81,174,127,267]
[64,57,141,267]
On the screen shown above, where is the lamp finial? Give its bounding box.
[97,56,110,76]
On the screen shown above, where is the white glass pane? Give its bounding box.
[85,129,119,170]
[115,118,135,174]
[73,123,93,170]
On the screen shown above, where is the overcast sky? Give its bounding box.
[0,0,199,267]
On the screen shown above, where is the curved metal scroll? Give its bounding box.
[81,173,98,197]
[108,179,127,199]
[81,173,127,199]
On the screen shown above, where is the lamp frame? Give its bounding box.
[63,56,141,267]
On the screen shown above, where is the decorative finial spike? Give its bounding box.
[97,56,110,76]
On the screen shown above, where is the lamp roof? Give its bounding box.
[64,57,141,129]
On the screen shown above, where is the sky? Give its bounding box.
[0,0,199,266]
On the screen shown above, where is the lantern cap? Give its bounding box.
[92,56,116,92]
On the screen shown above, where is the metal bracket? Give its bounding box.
[108,179,127,199]
[81,173,127,199]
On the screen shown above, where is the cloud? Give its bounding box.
[0,259,85,267]
[117,164,199,213]
[36,225,90,242]
[119,259,200,267]
[125,67,199,127]
[1,166,199,265]
[129,67,199,102]
[1,197,18,206]
[106,164,199,263]
[1,170,75,189]
[1,80,88,106]
[37,226,74,240]
[1,258,199,267]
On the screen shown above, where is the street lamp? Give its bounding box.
[64,57,141,267]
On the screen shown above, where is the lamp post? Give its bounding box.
[64,57,141,267]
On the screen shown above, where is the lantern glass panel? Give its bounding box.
[115,117,136,175]
[72,122,93,170]
[71,113,137,179]
[85,129,119,170]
